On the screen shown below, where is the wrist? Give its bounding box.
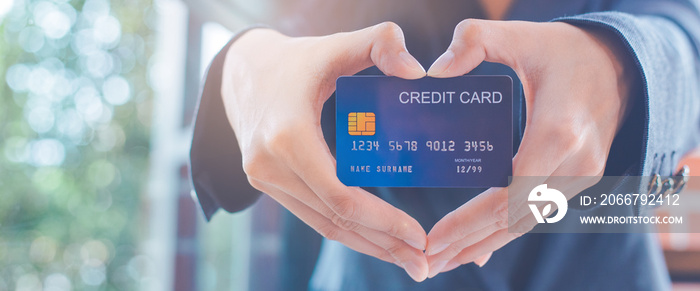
[569,23,637,132]
[222,27,282,84]
[220,28,286,125]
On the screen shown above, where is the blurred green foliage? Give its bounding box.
[0,0,154,289]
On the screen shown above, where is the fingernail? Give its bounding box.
[475,252,493,268]
[403,261,426,282]
[427,50,454,76]
[426,243,449,256]
[441,261,461,273]
[404,239,425,250]
[428,260,448,278]
[399,51,426,75]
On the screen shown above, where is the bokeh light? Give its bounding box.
[0,0,14,19]
[0,0,153,289]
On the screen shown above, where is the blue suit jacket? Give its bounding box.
[189,0,700,290]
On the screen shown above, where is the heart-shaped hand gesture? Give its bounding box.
[221,19,634,282]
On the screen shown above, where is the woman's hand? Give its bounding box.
[221,23,431,281]
[424,19,635,277]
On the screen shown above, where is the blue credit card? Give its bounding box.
[335,75,513,187]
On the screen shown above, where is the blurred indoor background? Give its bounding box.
[0,0,699,290]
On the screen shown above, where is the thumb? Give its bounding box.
[427,19,525,77]
[325,22,426,79]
